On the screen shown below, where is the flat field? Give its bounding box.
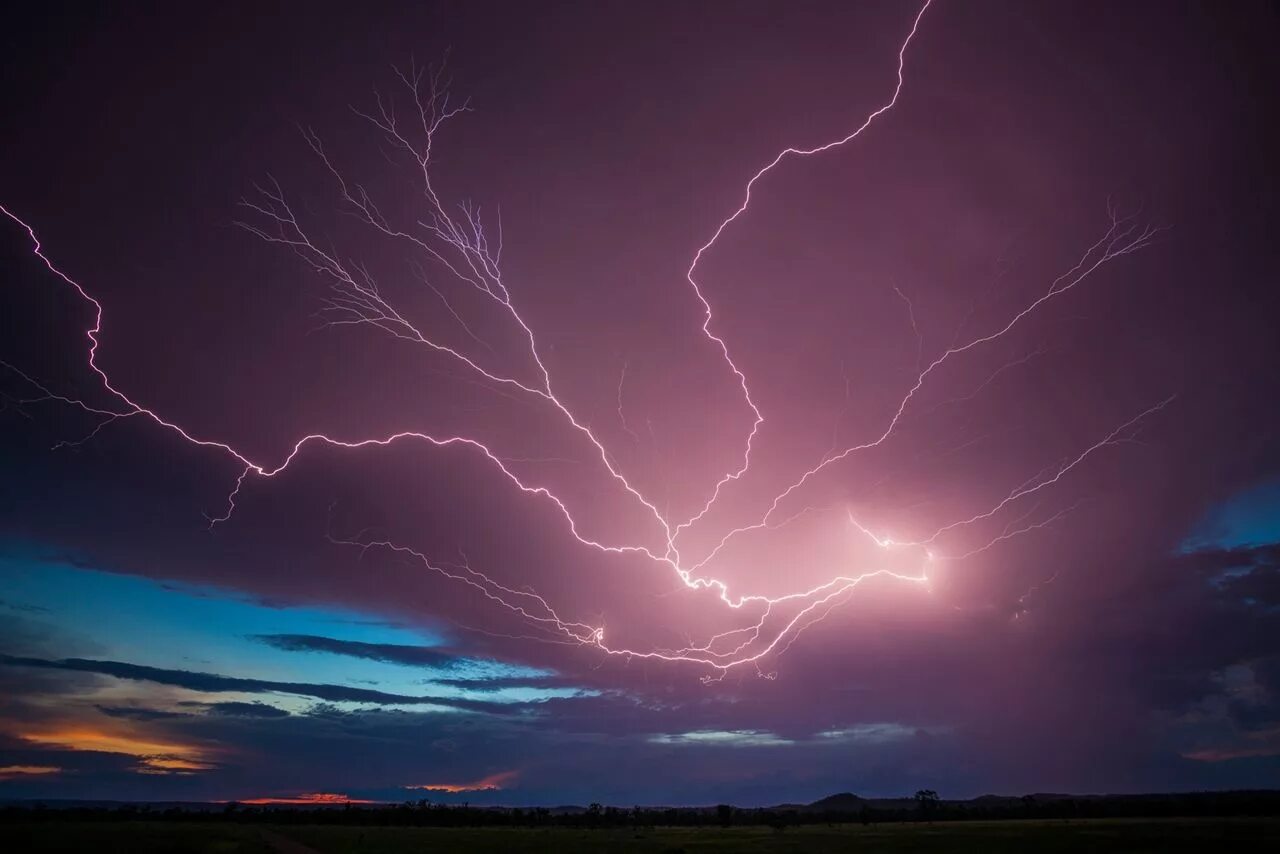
[3,817,1277,853]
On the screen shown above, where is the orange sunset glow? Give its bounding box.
[237,792,378,805]
[2,0,1280,838]
[20,728,214,774]
[0,765,62,780]
[406,770,520,793]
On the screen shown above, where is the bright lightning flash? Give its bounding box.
[0,0,1170,680]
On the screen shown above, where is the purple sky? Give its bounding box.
[2,0,1279,805]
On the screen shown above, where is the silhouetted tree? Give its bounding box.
[915,789,940,819]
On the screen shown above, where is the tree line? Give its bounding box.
[3,789,1278,828]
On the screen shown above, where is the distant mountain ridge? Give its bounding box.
[4,789,1279,815]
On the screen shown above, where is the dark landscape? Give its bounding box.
[5,791,1280,852]
[3,0,1279,851]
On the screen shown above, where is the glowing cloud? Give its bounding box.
[650,730,793,748]
[406,770,520,793]
[20,728,214,775]
[0,765,62,780]
[1182,745,1280,763]
[237,792,378,805]
[0,0,1171,680]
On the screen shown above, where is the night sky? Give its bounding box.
[2,0,1279,806]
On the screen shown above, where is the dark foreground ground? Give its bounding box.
[3,817,1278,853]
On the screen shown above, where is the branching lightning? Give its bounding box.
[1,0,1171,679]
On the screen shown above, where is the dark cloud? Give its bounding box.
[95,705,191,721]
[252,634,467,670]
[0,655,520,715]
[1,0,1279,804]
[192,701,292,719]
[430,675,580,692]
[0,599,49,614]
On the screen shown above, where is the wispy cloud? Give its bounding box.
[816,723,931,744]
[253,634,467,669]
[237,792,379,805]
[649,730,794,747]
[1,654,522,714]
[0,765,61,780]
[19,728,215,775]
[406,770,520,793]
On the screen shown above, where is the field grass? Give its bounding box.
[2,817,1276,853]
[282,817,1278,853]
[0,821,272,853]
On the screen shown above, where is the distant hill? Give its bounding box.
[806,792,863,811]
[5,789,1280,824]
[758,789,1280,819]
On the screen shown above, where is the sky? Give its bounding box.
[1,0,1278,806]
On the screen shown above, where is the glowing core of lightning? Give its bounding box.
[1,0,1170,678]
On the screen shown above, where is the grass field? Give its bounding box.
[2,817,1277,853]
[280,818,1279,853]
[1,821,272,853]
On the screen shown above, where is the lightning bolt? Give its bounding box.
[671,0,935,539]
[0,0,1170,677]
